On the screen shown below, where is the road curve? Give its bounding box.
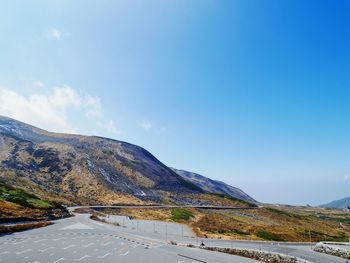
[0,213,259,263]
[71,205,260,210]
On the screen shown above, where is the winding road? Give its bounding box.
[0,210,346,263]
[0,213,257,263]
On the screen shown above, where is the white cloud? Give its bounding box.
[344,176,350,182]
[33,81,45,88]
[84,95,102,118]
[139,120,152,130]
[97,120,121,136]
[0,86,120,136]
[47,28,63,40]
[46,28,71,40]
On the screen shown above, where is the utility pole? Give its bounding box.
[309,229,312,250]
[165,223,168,243]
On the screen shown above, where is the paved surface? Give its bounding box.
[74,205,260,210]
[193,240,346,263]
[0,212,347,263]
[92,212,347,263]
[94,214,347,263]
[102,214,195,237]
[0,214,259,263]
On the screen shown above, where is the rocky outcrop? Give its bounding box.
[201,247,310,263]
[202,246,310,263]
[171,168,257,204]
[313,242,350,260]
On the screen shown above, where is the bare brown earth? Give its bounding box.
[0,221,52,235]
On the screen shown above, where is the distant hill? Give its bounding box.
[0,115,256,206]
[171,168,257,204]
[319,197,350,209]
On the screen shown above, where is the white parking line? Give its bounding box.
[16,249,32,255]
[53,258,66,263]
[39,247,55,252]
[53,237,65,241]
[120,251,129,256]
[34,239,48,243]
[97,252,111,258]
[74,255,90,261]
[13,240,27,245]
[63,244,76,250]
[103,241,111,246]
[83,242,94,248]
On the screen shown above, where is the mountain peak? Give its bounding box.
[0,116,256,206]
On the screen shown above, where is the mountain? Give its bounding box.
[0,115,256,206]
[319,197,350,210]
[171,168,257,204]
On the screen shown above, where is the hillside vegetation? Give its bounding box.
[0,116,255,206]
[0,180,68,223]
[100,205,350,242]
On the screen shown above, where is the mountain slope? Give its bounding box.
[320,197,350,209]
[0,116,255,206]
[0,180,69,223]
[171,168,257,204]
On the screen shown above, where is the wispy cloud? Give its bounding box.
[0,85,120,136]
[97,120,121,136]
[47,28,69,40]
[139,120,152,130]
[33,81,45,88]
[344,176,350,182]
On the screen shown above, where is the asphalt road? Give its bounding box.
[93,212,347,263]
[101,214,196,237]
[0,214,259,263]
[74,205,260,210]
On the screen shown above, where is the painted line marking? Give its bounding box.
[83,243,94,248]
[16,249,32,255]
[53,237,65,241]
[63,244,76,250]
[103,241,111,246]
[97,253,111,258]
[34,239,48,243]
[39,247,55,252]
[0,251,9,255]
[53,258,66,263]
[118,245,129,256]
[13,240,27,245]
[74,255,90,261]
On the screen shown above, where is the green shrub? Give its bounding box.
[171,208,194,222]
[256,230,285,241]
[0,181,56,209]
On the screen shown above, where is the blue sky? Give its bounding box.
[0,0,349,205]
